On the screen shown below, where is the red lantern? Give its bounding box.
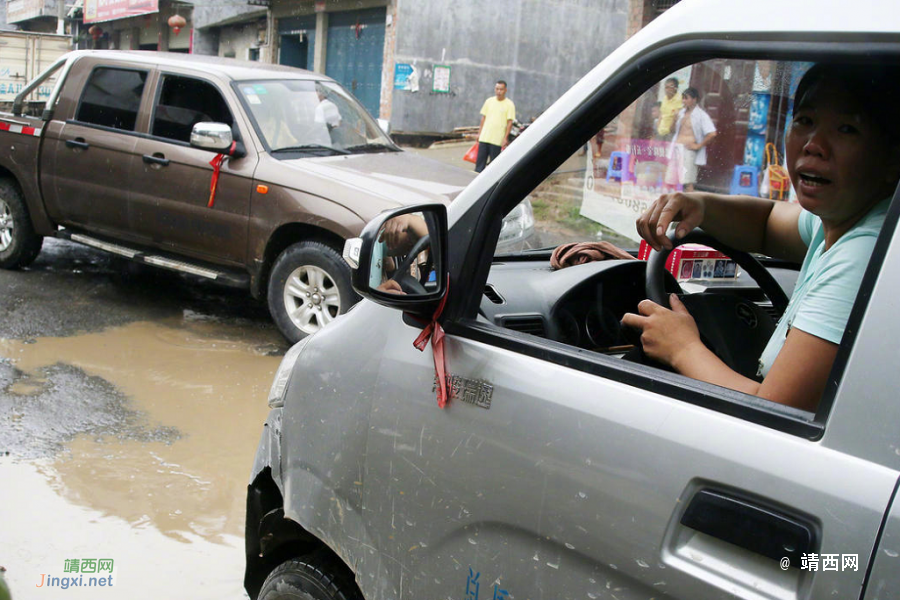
[168,14,186,36]
[88,25,103,41]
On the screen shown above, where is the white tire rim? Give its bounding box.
[282,264,342,335]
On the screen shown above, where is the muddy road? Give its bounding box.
[0,238,289,599]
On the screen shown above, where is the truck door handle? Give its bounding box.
[680,489,817,568]
[65,138,89,150]
[142,153,170,167]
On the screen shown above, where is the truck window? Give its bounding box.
[151,75,234,143]
[75,67,147,132]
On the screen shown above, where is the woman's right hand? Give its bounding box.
[379,213,428,255]
[635,192,707,251]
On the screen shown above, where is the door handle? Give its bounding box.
[680,489,817,568]
[142,153,170,167]
[65,138,88,150]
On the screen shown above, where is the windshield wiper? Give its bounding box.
[344,143,399,153]
[271,144,349,155]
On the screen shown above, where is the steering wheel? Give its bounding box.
[389,233,430,294]
[645,229,790,379]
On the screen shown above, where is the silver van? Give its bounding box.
[245,1,900,598]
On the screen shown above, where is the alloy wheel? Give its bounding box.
[282,264,342,335]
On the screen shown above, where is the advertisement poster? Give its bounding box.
[84,0,159,24]
[580,139,679,244]
[747,93,771,135]
[432,65,451,93]
[393,63,418,92]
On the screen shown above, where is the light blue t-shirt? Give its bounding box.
[757,198,890,378]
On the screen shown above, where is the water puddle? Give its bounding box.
[0,317,286,598]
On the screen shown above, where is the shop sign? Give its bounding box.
[6,0,48,24]
[84,0,159,24]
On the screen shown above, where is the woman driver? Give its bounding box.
[622,63,900,412]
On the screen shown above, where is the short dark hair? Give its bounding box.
[496,80,507,88]
[795,63,900,142]
[665,77,679,87]
[683,87,700,100]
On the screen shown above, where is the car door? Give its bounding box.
[40,63,151,238]
[128,71,257,265]
[360,50,900,600]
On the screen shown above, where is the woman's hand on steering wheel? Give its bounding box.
[622,295,704,370]
[636,192,707,252]
[377,279,406,295]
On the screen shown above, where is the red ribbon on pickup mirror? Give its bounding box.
[413,278,450,408]
[207,141,237,208]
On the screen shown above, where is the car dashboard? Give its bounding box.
[479,257,799,356]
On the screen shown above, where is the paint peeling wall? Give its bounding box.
[215,20,266,60]
[389,0,628,134]
[191,1,266,56]
[192,1,263,30]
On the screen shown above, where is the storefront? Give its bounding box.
[81,0,192,53]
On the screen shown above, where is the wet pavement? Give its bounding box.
[0,238,289,599]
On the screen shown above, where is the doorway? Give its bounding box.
[325,7,386,117]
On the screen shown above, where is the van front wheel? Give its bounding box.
[267,241,357,343]
[258,554,363,600]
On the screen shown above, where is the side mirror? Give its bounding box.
[343,204,448,313]
[191,122,247,158]
[377,118,390,135]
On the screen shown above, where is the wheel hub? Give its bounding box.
[283,265,341,335]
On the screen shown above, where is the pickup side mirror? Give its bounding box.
[343,204,448,314]
[190,122,246,157]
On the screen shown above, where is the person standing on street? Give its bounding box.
[475,80,516,173]
[670,87,717,192]
[657,77,683,138]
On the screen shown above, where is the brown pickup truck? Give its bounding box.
[0,50,534,342]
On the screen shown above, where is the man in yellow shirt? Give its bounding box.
[657,77,683,138]
[475,80,516,172]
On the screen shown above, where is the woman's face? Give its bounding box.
[786,77,900,224]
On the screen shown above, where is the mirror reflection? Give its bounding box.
[370,212,436,296]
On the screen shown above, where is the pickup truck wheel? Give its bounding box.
[268,241,357,343]
[258,554,362,600]
[0,182,42,269]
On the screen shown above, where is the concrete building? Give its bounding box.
[262,0,629,134]
[3,0,682,135]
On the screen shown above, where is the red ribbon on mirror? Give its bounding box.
[207,141,237,208]
[413,278,450,408]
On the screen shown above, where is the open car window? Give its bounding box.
[505,59,803,255]
[483,56,898,428]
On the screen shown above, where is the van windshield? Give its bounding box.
[237,79,396,155]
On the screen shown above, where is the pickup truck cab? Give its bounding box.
[0,51,533,342]
[245,1,900,599]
